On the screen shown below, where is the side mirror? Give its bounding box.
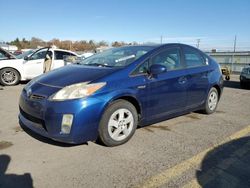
[149,64,167,75]
[24,56,29,61]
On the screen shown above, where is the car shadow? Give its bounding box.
[196,136,250,187]
[223,80,250,90]
[0,80,29,88]
[20,80,30,85]
[19,121,88,147]
[0,154,34,188]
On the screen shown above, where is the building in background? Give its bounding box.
[0,43,18,53]
[207,51,250,73]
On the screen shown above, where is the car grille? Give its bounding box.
[22,89,46,100]
[30,94,46,100]
[19,107,47,131]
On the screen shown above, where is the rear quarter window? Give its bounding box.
[54,51,76,60]
[183,47,207,68]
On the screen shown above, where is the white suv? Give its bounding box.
[0,47,78,86]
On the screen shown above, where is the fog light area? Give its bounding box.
[61,114,73,134]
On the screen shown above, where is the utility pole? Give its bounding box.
[197,39,200,49]
[233,35,237,52]
[69,41,72,51]
[160,36,163,44]
[231,35,237,72]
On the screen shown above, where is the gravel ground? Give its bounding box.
[0,75,250,188]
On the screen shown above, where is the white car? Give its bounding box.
[0,47,78,86]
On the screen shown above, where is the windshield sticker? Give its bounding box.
[115,55,136,63]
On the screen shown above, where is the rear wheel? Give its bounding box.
[225,75,230,80]
[98,100,138,147]
[0,68,20,86]
[202,87,219,114]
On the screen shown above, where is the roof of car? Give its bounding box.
[122,43,195,48]
[34,47,78,56]
[53,48,78,54]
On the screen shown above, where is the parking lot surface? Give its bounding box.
[0,75,250,188]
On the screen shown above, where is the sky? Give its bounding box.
[0,0,250,50]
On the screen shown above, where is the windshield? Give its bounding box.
[16,50,35,59]
[79,46,154,67]
[0,49,16,60]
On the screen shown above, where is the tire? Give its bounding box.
[0,68,20,86]
[225,75,230,81]
[202,87,219,114]
[98,99,138,147]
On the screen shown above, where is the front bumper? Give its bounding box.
[19,90,106,144]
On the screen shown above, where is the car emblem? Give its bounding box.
[26,88,32,98]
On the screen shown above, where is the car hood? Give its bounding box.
[36,65,117,87]
[0,59,22,63]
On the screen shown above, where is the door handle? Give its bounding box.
[178,76,187,84]
[36,62,42,64]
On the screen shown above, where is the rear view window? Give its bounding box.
[54,51,76,60]
[183,47,206,68]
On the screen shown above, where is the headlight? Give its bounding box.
[50,82,106,101]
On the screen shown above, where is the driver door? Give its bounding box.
[145,47,188,120]
[23,48,48,79]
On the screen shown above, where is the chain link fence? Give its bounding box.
[207,52,250,73]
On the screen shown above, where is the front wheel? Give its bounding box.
[202,87,219,114]
[98,100,138,147]
[0,68,20,86]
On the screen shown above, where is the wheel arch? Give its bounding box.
[0,67,22,78]
[116,96,141,116]
[212,84,222,99]
[107,94,142,119]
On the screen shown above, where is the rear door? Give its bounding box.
[145,47,188,120]
[52,51,77,69]
[182,46,210,108]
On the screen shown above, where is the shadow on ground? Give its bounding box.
[223,80,241,89]
[20,81,30,85]
[0,155,33,188]
[20,121,88,147]
[197,136,250,187]
[223,80,250,90]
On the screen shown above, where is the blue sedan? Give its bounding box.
[19,44,223,146]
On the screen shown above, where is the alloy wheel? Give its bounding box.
[1,70,18,85]
[208,91,218,111]
[108,108,134,141]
